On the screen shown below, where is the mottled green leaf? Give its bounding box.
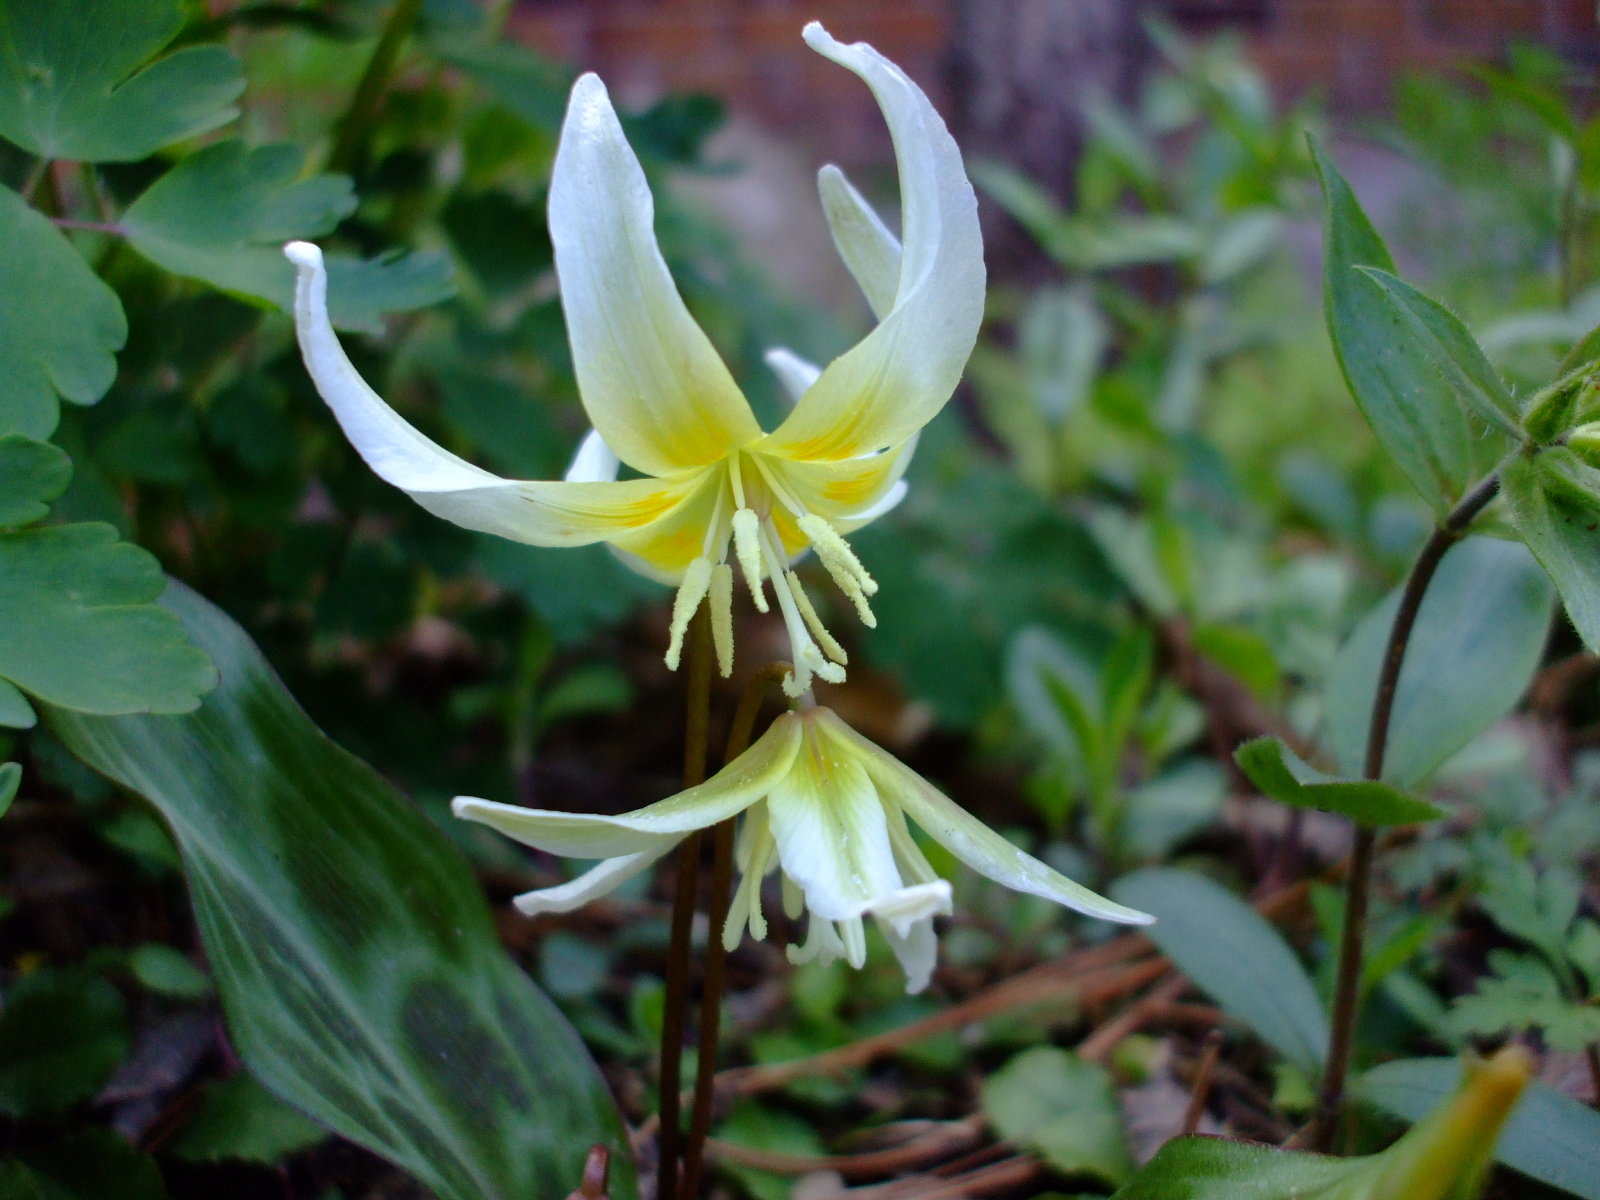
[1356,266,1523,437]
[171,1073,327,1164]
[1312,138,1473,512]
[981,1046,1132,1185]
[46,583,635,1200]
[1359,1058,1600,1199]
[1235,736,1447,825]
[1112,868,1327,1071]
[1504,450,1600,650]
[0,0,242,161]
[0,526,216,713]
[0,434,71,525]
[1325,537,1552,786]
[0,969,130,1116]
[0,186,126,438]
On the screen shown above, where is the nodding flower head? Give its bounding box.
[452,705,1150,994]
[283,22,984,697]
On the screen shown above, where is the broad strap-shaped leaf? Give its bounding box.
[1325,536,1552,786]
[0,186,126,438]
[46,583,635,1200]
[1235,736,1446,826]
[1311,137,1474,513]
[1355,265,1523,437]
[0,434,71,526]
[0,524,215,714]
[0,0,243,161]
[0,679,34,729]
[1503,450,1600,650]
[1359,1057,1600,1200]
[121,141,451,332]
[1112,868,1328,1072]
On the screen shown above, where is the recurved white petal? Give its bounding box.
[766,714,903,922]
[758,25,983,463]
[287,241,697,545]
[764,347,822,404]
[550,74,762,475]
[818,164,902,320]
[453,711,802,858]
[512,842,676,915]
[878,914,939,994]
[824,709,1155,926]
[565,428,621,482]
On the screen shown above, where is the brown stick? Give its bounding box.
[706,1115,985,1179]
[1181,1030,1226,1137]
[1078,972,1187,1063]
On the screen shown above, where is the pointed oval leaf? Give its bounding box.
[1112,868,1328,1072]
[1311,138,1473,512]
[0,761,18,815]
[1111,1137,1357,1199]
[981,1047,1133,1186]
[0,186,127,438]
[45,583,635,1200]
[1504,451,1600,650]
[0,0,243,161]
[1325,536,1553,785]
[1234,736,1447,826]
[1355,265,1523,437]
[1358,1057,1600,1199]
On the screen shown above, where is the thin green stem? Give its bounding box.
[328,0,424,175]
[657,610,714,1200]
[1309,469,1503,1151]
[678,663,791,1200]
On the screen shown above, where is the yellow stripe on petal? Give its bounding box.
[767,436,917,525]
[550,75,762,475]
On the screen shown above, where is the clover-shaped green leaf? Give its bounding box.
[0,0,243,161]
[121,140,454,332]
[0,524,215,714]
[0,434,71,526]
[0,186,126,438]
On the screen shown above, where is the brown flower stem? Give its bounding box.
[1181,1029,1226,1137]
[1310,469,1502,1151]
[657,610,714,1200]
[328,0,424,174]
[678,662,792,1200]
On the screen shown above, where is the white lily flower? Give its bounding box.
[283,22,981,696]
[453,705,1152,994]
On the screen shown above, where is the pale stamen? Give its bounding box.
[787,571,848,666]
[732,507,768,613]
[709,562,735,677]
[664,556,713,669]
[798,513,878,627]
[724,818,776,950]
[761,521,843,697]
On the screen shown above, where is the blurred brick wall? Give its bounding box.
[507,0,1600,132]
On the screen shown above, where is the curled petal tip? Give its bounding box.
[450,796,476,818]
[284,240,322,270]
